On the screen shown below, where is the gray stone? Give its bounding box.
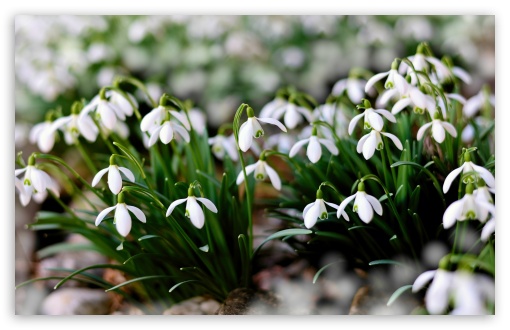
[41,288,113,315]
[163,296,220,315]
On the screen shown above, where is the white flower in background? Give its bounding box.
[336,182,383,224]
[356,128,403,160]
[186,108,207,135]
[289,126,338,163]
[140,104,190,134]
[91,159,136,195]
[481,217,495,242]
[108,90,138,118]
[348,100,396,135]
[208,134,239,161]
[236,158,282,191]
[50,112,99,145]
[364,60,409,95]
[442,183,495,229]
[166,194,218,230]
[265,102,313,130]
[398,45,450,86]
[15,156,59,206]
[412,269,494,315]
[259,97,288,118]
[238,107,287,152]
[391,86,435,116]
[313,102,349,139]
[80,89,135,130]
[461,117,491,144]
[102,120,130,140]
[95,194,146,237]
[434,93,466,119]
[303,189,345,228]
[416,111,457,144]
[29,120,57,152]
[264,133,296,154]
[473,180,495,222]
[463,89,495,118]
[442,154,495,193]
[146,119,191,147]
[332,77,368,104]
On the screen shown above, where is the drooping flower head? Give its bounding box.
[289,125,339,163]
[166,183,218,229]
[348,99,396,135]
[337,181,383,224]
[443,151,495,194]
[303,188,347,229]
[29,109,59,153]
[91,155,136,195]
[237,106,287,152]
[356,126,403,160]
[236,151,282,191]
[416,108,457,144]
[50,101,99,145]
[365,59,409,96]
[95,192,146,237]
[15,154,60,207]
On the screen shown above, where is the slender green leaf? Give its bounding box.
[106,275,176,292]
[368,259,404,266]
[387,285,413,306]
[313,260,344,284]
[253,229,313,257]
[168,280,199,293]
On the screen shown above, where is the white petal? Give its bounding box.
[98,101,117,130]
[38,128,56,152]
[380,132,403,150]
[166,198,188,217]
[295,106,314,123]
[170,110,191,130]
[264,163,282,191]
[441,122,457,138]
[127,205,146,223]
[304,202,320,228]
[318,139,339,156]
[416,122,433,141]
[15,168,27,177]
[365,194,383,216]
[324,201,339,210]
[362,132,377,160]
[366,111,383,131]
[91,167,109,187]
[481,218,495,242]
[284,105,302,129]
[356,133,370,153]
[446,93,466,104]
[108,102,126,121]
[173,123,191,143]
[365,71,389,93]
[337,193,356,220]
[238,120,253,152]
[289,139,309,158]
[306,136,322,163]
[443,199,465,229]
[392,98,412,115]
[118,167,135,183]
[257,117,287,132]
[432,121,446,143]
[463,94,483,118]
[393,72,409,95]
[355,193,374,223]
[302,202,314,219]
[95,205,117,226]
[223,137,239,161]
[373,109,396,123]
[425,270,453,315]
[50,116,73,132]
[141,107,164,132]
[331,79,347,95]
[196,197,218,213]
[378,89,398,107]
[108,165,122,195]
[78,115,99,142]
[452,67,472,84]
[148,125,163,147]
[470,163,495,189]
[348,113,364,135]
[115,204,132,237]
[412,270,437,293]
[347,79,364,104]
[236,163,258,185]
[30,168,48,193]
[443,164,465,194]
[159,122,174,144]
[29,122,47,144]
[187,197,205,229]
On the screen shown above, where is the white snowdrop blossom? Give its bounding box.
[186,108,207,135]
[481,217,495,242]
[442,154,495,193]
[289,126,338,163]
[208,134,238,161]
[365,60,409,95]
[391,86,435,116]
[29,121,57,152]
[79,90,133,131]
[356,128,403,160]
[348,100,396,135]
[107,90,138,118]
[91,160,136,195]
[398,46,451,86]
[236,158,282,191]
[303,190,346,228]
[416,112,457,144]
[146,119,191,147]
[140,102,192,147]
[313,103,349,139]
[442,184,495,229]
[238,107,287,152]
[50,112,99,145]
[264,102,313,130]
[259,97,288,119]
[463,89,495,118]
[332,77,368,105]
[15,161,59,207]
[95,195,146,237]
[166,194,218,230]
[264,133,296,154]
[473,182,495,222]
[336,182,383,224]
[412,269,494,315]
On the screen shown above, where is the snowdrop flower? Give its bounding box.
[79,89,132,130]
[91,156,136,195]
[265,101,313,130]
[398,44,451,86]
[140,95,191,134]
[29,120,57,153]
[348,99,396,135]
[186,108,207,135]
[313,102,349,139]
[95,193,146,237]
[365,59,409,95]
[356,127,403,160]
[391,86,435,116]
[332,76,367,105]
[481,217,495,242]
[412,268,494,315]
[442,183,495,229]
[146,119,191,147]
[107,90,138,118]
[303,189,346,228]
[289,126,338,163]
[416,111,457,144]
[236,155,281,191]
[337,182,382,223]
[238,106,287,152]
[208,133,238,161]
[15,155,59,206]
[166,187,218,229]
[473,178,495,221]
[461,117,491,144]
[443,152,495,193]
[259,96,288,118]
[264,132,296,154]
[463,88,495,118]
[50,102,99,144]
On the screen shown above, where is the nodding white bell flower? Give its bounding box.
[313,102,349,139]
[481,217,495,242]
[442,153,495,193]
[432,93,467,119]
[336,182,383,224]
[461,117,491,144]
[95,193,146,237]
[236,156,282,191]
[238,107,287,152]
[208,133,239,161]
[79,90,131,131]
[473,179,495,222]
[332,77,369,105]
[264,132,296,154]
[348,99,396,135]
[29,120,57,153]
[15,155,59,206]
[259,96,288,119]
[289,126,339,163]
[356,127,403,160]
[463,89,495,118]
[398,45,451,86]
[303,189,347,228]
[186,108,207,135]
[91,157,136,195]
[107,90,138,118]
[50,111,99,145]
[391,86,435,116]
[442,183,495,229]
[166,191,218,230]
[146,119,191,147]
[140,103,191,134]
[416,111,457,144]
[412,269,494,315]
[264,102,313,130]
[101,120,130,140]
[365,60,409,95]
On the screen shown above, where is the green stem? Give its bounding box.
[75,140,98,174]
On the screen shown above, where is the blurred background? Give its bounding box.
[14,15,495,314]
